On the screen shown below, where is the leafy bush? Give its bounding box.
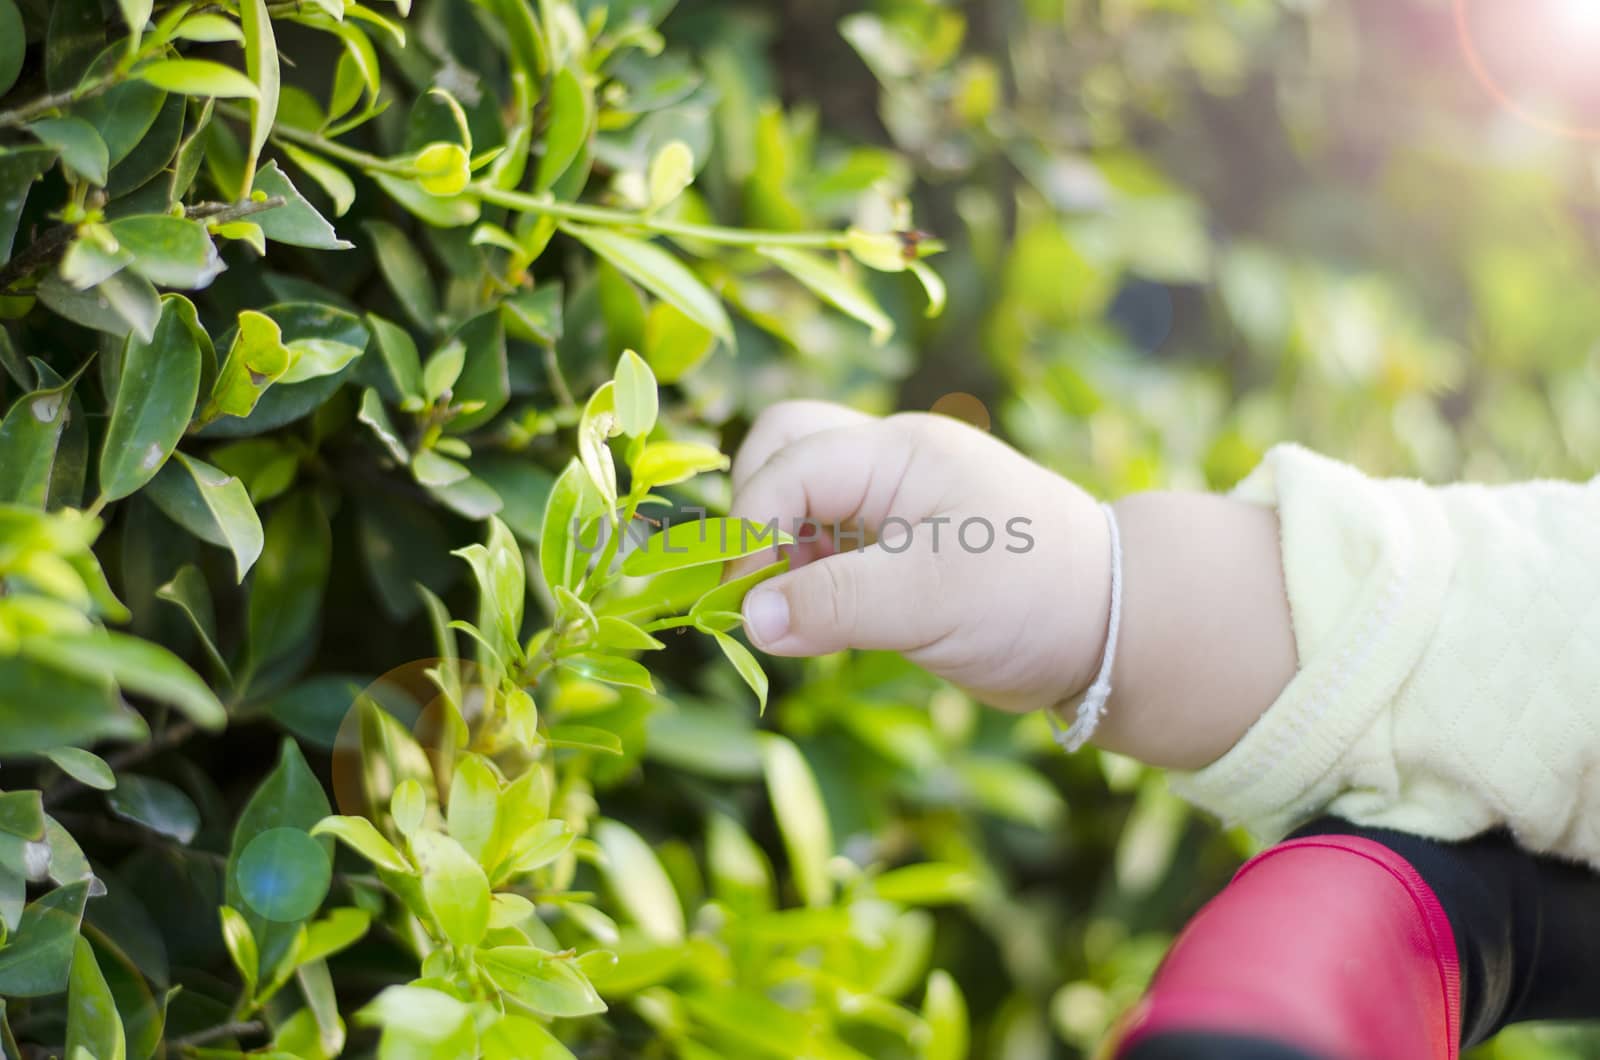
[0,0,972,1057]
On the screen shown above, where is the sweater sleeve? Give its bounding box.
[1169,445,1600,864]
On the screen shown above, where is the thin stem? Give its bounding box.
[171,1021,265,1049]
[251,114,856,251]
[0,79,118,129]
[642,616,694,633]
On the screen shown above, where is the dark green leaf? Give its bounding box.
[27,118,108,185]
[0,881,90,997]
[0,146,55,261]
[247,492,331,677]
[107,215,224,290]
[155,564,228,675]
[0,792,44,841]
[0,368,79,507]
[98,295,203,501]
[364,220,438,332]
[145,452,265,582]
[43,748,115,792]
[252,162,351,251]
[0,654,146,756]
[442,310,508,433]
[107,775,201,845]
[199,303,368,438]
[0,0,22,97]
[38,270,162,343]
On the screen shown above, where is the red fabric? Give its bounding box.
[1113,835,1461,1059]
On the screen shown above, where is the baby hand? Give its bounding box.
[727,401,1112,714]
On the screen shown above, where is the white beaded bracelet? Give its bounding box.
[1046,501,1123,753]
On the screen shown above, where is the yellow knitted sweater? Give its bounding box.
[1169,444,1600,867]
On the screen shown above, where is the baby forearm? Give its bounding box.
[1091,492,1298,770]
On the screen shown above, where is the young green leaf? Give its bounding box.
[282,143,356,217]
[759,245,894,345]
[220,905,260,999]
[562,224,733,345]
[577,381,620,507]
[713,632,768,713]
[415,141,472,197]
[559,653,654,693]
[367,314,425,407]
[281,338,364,384]
[646,140,695,212]
[138,59,261,98]
[546,723,624,755]
[760,735,834,907]
[691,559,788,630]
[921,969,969,1060]
[539,460,600,593]
[412,829,490,947]
[479,947,607,1018]
[593,819,684,944]
[612,350,658,437]
[630,440,729,489]
[446,754,501,866]
[310,816,411,874]
[621,517,793,577]
[391,779,426,838]
[0,881,89,997]
[204,309,291,422]
[536,67,592,191]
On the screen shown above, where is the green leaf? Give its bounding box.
[630,440,729,490]
[559,653,654,693]
[204,309,291,422]
[156,564,228,674]
[482,1013,579,1060]
[546,723,624,756]
[690,559,788,629]
[282,338,363,384]
[0,792,43,840]
[446,754,500,865]
[0,368,79,507]
[612,349,658,437]
[646,140,695,212]
[220,905,259,998]
[237,0,278,193]
[536,67,592,191]
[479,947,607,1018]
[226,740,333,979]
[0,0,23,97]
[760,735,834,907]
[65,936,126,1060]
[0,146,55,261]
[593,819,684,944]
[108,215,224,289]
[372,170,482,228]
[422,339,464,404]
[415,141,472,196]
[577,381,619,507]
[364,219,438,332]
[0,881,89,996]
[282,144,355,217]
[237,827,331,922]
[43,748,114,791]
[311,816,410,874]
[759,245,894,345]
[27,118,108,185]
[116,0,152,34]
[538,460,600,593]
[22,630,225,730]
[643,300,716,384]
[922,969,969,1060]
[391,779,425,838]
[106,774,200,844]
[622,517,792,577]
[146,452,265,582]
[357,985,474,1053]
[594,616,665,652]
[247,492,331,675]
[38,270,161,343]
[252,162,352,250]
[713,631,767,713]
[366,314,424,407]
[97,296,202,500]
[175,13,244,43]
[873,863,978,906]
[441,310,509,433]
[137,59,261,98]
[200,302,369,439]
[358,388,409,463]
[412,829,490,947]
[564,224,733,345]
[0,656,145,756]
[299,907,372,966]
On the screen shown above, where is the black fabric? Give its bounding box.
[1289,817,1600,1047]
[1122,1030,1330,1060]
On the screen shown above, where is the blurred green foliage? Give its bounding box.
[1,0,1597,1056]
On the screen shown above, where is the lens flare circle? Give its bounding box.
[1455,0,1600,140]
